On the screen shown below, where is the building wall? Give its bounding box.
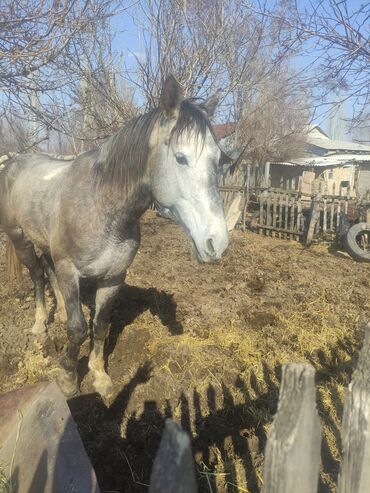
[358,164,370,198]
[320,165,356,196]
[270,164,302,189]
[270,164,357,196]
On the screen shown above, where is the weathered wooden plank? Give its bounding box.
[266,193,272,236]
[150,419,197,493]
[289,196,295,239]
[263,364,322,493]
[323,198,327,233]
[259,191,265,235]
[297,197,303,239]
[278,193,283,238]
[226,194,243,231]
[338,322,370,493]
[315,205,321,236]
[264,161,271,188]
[256,224,304,235]
[272,192,277,238]
[284,194,289,239]
[336,201,341,229]
[330,200,335,231]
[306,194,322,245]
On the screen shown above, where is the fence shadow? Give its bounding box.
[304,334,362,491]
[68,332,361,493]
[68,362,282,493]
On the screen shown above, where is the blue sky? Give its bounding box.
[110,1,367,138]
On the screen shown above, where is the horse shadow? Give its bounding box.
[108,283,183,352]
[75,282,183,385]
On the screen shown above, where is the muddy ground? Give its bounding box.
[0,210,369,492]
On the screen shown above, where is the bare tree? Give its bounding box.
[51,29,138,153]
[0,0,132,148]
[237,67,309,163]
[0,115,37,156]
[254,0,370,132]
[127,0,309,163]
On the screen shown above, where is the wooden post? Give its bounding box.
[290,195,295,240]
[263,364,322,493]
[264,161,271,188]
[323,198,327,234]
[284,194,289,239]
[297,197,303,241]
[338,322,370,493]
[242,164,251,231]
[150,419,197,493]
[306,194,322,245]
[336,201,341,229]
[272,192,277,238]
[266,193,272,236]
[259,191,266,235]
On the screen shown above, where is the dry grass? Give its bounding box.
[0,216,369,492]
[0,347,54,393]
[114,263,367,491]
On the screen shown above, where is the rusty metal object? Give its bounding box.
[0,381,100,493]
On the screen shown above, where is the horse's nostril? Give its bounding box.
[206,238,216,256]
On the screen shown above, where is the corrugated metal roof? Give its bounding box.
[272,154,370,167]
[308,137,370,152]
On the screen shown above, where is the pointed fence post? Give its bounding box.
[306,194,322,245]
[338,322,370,493]
[262,363,322,493]
[149,419,197,493]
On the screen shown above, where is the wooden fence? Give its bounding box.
[314,195,350,237]
[218,184,353,243]
[153,185,353,244]
[149,322,370,493]
[257,189,306,240]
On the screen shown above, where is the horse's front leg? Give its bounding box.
[40,254,67,323]
[55,260,87,397]
[88,278,123,398]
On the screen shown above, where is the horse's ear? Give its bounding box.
[160,75,183,119]
[219,149,233,167]
[201,90,221,118]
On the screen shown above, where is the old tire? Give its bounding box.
[345,222,370,262]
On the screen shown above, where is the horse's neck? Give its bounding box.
[69,149,154,232]
[95,181,153,231]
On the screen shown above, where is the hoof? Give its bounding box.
[92,373,113,398]
[57,370,79,398]
[31,320,47,335]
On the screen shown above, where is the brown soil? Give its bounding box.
[0,210,369,492]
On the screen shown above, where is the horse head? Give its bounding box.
[149,75,229,263]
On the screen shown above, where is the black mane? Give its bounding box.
[92,99,212,194]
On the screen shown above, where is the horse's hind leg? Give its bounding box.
[54,260,87,397]
[88,278,122,397]
[8,230,47,334]
[40,254,67,323]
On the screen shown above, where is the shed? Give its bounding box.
[271,126,370,197]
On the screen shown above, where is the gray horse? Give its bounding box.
[0,76,229,397]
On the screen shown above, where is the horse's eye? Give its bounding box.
[175,153,188,166]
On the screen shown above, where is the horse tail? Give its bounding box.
[6,237,23,284]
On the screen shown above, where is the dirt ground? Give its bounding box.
[0,210,369,492]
